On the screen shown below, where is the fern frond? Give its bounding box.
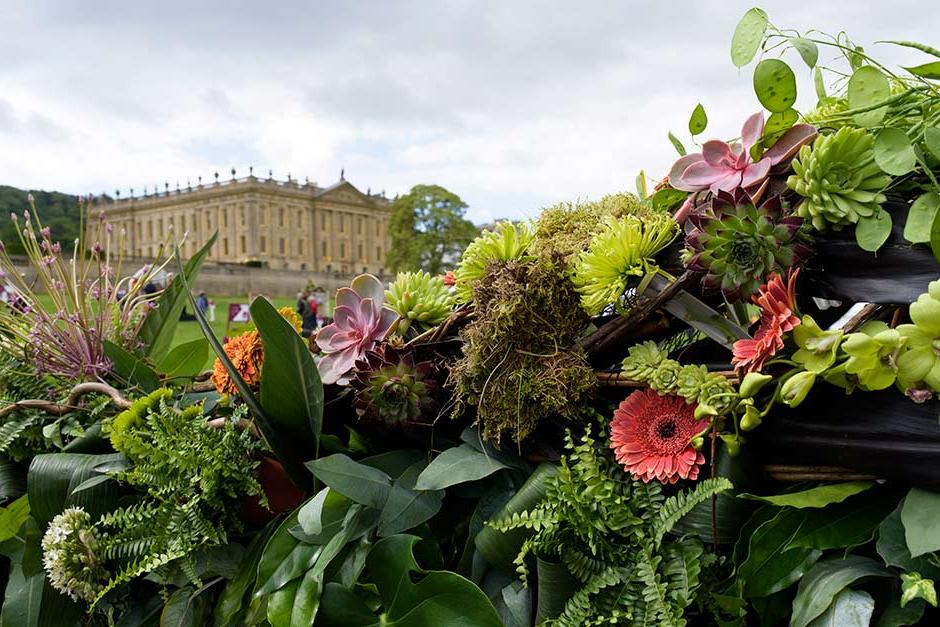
[653,477,733,545]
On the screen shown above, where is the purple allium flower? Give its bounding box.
[40,226,51,239]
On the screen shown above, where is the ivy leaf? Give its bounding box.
[905,192,940,244]
[730,7,768,67]
[848,66,890,127]
[905,61,940,80]
[790,556,890,627]
[688,103,708,136]
[874,128,917,175]
[739,481,873,508]
[790,37,819,68]
[667,131,687,156]
[855,209,892,252]
[900,572,938,608]
[753,59,797,113]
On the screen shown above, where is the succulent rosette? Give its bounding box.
[349,345,437,425]
[385,271,455,335]
[315,274,397,385]
[683,192,811,300]
[897,280,940,395]
[787,126,891,231]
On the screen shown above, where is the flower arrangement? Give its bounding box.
[2,7,940,627]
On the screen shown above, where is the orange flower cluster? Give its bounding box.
[732,269,801,373]
[212,330,264,395]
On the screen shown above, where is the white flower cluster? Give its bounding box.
[41,507,110,603]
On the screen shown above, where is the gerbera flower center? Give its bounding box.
[657,420,678,439]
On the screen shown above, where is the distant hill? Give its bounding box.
[0,185,82,254]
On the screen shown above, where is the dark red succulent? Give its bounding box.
[349,345,437,425]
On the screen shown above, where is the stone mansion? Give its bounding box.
[99,171,393,277]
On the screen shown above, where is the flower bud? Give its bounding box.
[780,370,816,408]
[720,434,743,457]
[691,436,705,450]
[739,403,762,431]
[739,372,773,398]
[694,403,718,420]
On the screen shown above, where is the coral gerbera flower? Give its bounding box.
[212,329,264,395]
[610,388,705,484]
[732,269,801,373]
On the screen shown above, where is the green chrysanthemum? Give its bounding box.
[385,271,454,335]
[454,221,534,303]
[573,214,678,315]
[897,279,940,394]
[787,127,891,232]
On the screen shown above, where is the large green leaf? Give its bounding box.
[414,444,509,491]
[877,504,940,578]
[377,462,443,537]
[251,296,322,459]
[904,192,940,244]
[740,482,873,509]
[306,455,392,510]
[874,128,917,175]
[26,453,124,527]
[784,491,898,551]
[848,66,891,127]
[157,338,209,379]
[905,61,940,79]
[737,507,822,598]
[161,585,212,627]
[790,556,890,627]
[212,519,278,627]
[103,340,160,393]
[753,59,797,113]
[730,7,768,67]
[0,495,30,543]
[535,558,579,623]
[901,488,940,557]
[254,508,322,599]
[0,454,26,502]
[806,588,874,627]
[138,234,216,362]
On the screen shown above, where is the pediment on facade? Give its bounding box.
[315,180,374,207]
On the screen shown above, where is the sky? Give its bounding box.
[2,0,940,224]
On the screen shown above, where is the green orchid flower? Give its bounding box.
[780,370,817,407]
[792,315,843,373]
[842,320,903,391]
[897,280,940,393]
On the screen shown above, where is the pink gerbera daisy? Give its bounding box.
[732,268,801,373]
[610,389,706,484]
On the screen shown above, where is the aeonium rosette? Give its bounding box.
[315,274,397,385]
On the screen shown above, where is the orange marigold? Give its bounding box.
[278,306,303,333]
[212,330,264,395]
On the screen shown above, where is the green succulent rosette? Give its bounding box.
[621,341,668,380]
[787,127,891,232]
[385,270,454,335]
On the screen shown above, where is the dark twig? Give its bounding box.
[0,382,132,419]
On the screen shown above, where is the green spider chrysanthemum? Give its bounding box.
[385,271,454,335]
[573,214,678,315]
[454,221,535,302]
[787,127,891,232]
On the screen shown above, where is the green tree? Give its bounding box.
[387,184,478,274]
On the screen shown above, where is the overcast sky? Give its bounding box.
[2,1,939,223]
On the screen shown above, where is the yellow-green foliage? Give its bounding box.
[454,221,535,303]
[107,388,173,457]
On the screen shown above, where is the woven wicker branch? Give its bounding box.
[0,382,132,419]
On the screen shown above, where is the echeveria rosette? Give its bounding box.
[315,274,397,385]
[573,214,679,316]
[454,221,534,303]
[621,341,668,380]
[897,280,940,397]
[792,315,843,373]
[349,345,437,425]
[385,271,454,335]
[842,320,903,391]
[669,112,816,199]
[683,193,812,301]
[787,127,891,232]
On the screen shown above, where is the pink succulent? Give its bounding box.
[669,112,816,198]
[315,274,397,385]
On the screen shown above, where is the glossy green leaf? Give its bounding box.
[731,7,768,67]
[212,519,277,627]
[139,234,215,362]
[925,127,940,161]
[254,508,321,598]
[103,340,160,393]
[378,462,444,537]
[651,188,688,212]
[161,585,211,627]
[877,504,940,578]
[535,558,579,623]
[848,66,891,127]
[901,488,940,557]
[791,556,890,627]
[252,295,322,456]
[415,444,509,491]
[905,61,940,79]
[306,455,392,510]
[667,131,687,156]
[298,488,332,536]
[360,450,426,479]
[753,59,798,113]
[763,108,798,144]
[874,128,917,175]
[0,455,25,502]
[790,37,819,68]
[157,338,209,378]
[814,67,827,103]
[784,491,898,551]
[856,209,893,252]
[737,507,822,598]
[806,588,874,627]
[688,103,708,135]
[740,481,873,508]
[904,192,940,244]
[27,453,124,527]
[0,495,29,543]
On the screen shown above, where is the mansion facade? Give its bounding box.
[99,174,393,275]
